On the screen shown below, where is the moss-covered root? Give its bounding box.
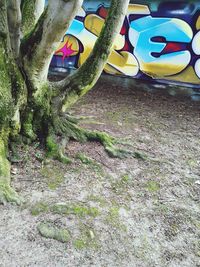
[37,222,70,243]
[0,184,22,205]
[0,138,22,205]
[85,131,133,159]
[89,132,147,160]
[54,117,136,159]
[46,134,72,164]
[22,110,37,142]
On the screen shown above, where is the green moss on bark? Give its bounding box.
[46,134,72,164]
[21,7,48,61]
[46,135,59,157]
[0,46,13,128]
[0,130,22,205]
[0,26,23,204]
[22,110,37,140]
[0,131,10,182]
[21,0,37,36]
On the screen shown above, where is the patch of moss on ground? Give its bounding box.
[73,225,99,250]
[193,220,200,230]
[76,153,94,164]
[153,202,169,213]
[111,173,131,194]
[76,152,103,175]
[187,158,198,168]
[164,223,180,239]
[51,203,100,218]
[40,165,65,190]
[73,239,87,249]
[35,152,44,162]
[87,194,108,207]
[145,180,160,193]
[194,240,200,257]
[134,235,153,261]
[105,206,127,232]
[31,201,100,218]
[105,108,136,126]
[134,151,148,161]
[31,202,49,216]
[22,144,32,163]
[37,222,70,243]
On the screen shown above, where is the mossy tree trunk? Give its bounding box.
[0,0,24,203]
[21,0,45,35]
[0,0,129,204]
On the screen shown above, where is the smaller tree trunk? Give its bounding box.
[7,0,21,58]
[21,0,45,36]
[0,0,22,204]
[52,0,130,113]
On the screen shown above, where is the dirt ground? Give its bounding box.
[0,76,200,267]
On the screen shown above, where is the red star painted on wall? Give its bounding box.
[56,39,77,61]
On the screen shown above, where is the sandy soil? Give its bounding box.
[0,76,200,267]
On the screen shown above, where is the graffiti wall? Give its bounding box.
[50,1,200,88]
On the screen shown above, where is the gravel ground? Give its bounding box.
[0,76,200,267]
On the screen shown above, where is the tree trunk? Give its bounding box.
[0,0,23,204]
[0,0,129,204]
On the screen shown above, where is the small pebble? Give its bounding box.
[11,168,17,175]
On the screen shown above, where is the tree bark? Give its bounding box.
[21,0,45,36]
[7,0,21,58]
[0,0,13,130]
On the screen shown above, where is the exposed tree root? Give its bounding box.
[0,183,22,205]
[47,115,146,162]
[85,130,133,159]
[22,110,37,142]
[46,133,72,164]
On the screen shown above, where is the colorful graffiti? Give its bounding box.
[50,1,200,87]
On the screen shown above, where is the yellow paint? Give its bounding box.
[105,51,139,76]
[127,4,150,16]
[84,14,104,36]
[164,66,200,84]
[84,14,125,50]
[196,16,200,30]
[141,61,190,78]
